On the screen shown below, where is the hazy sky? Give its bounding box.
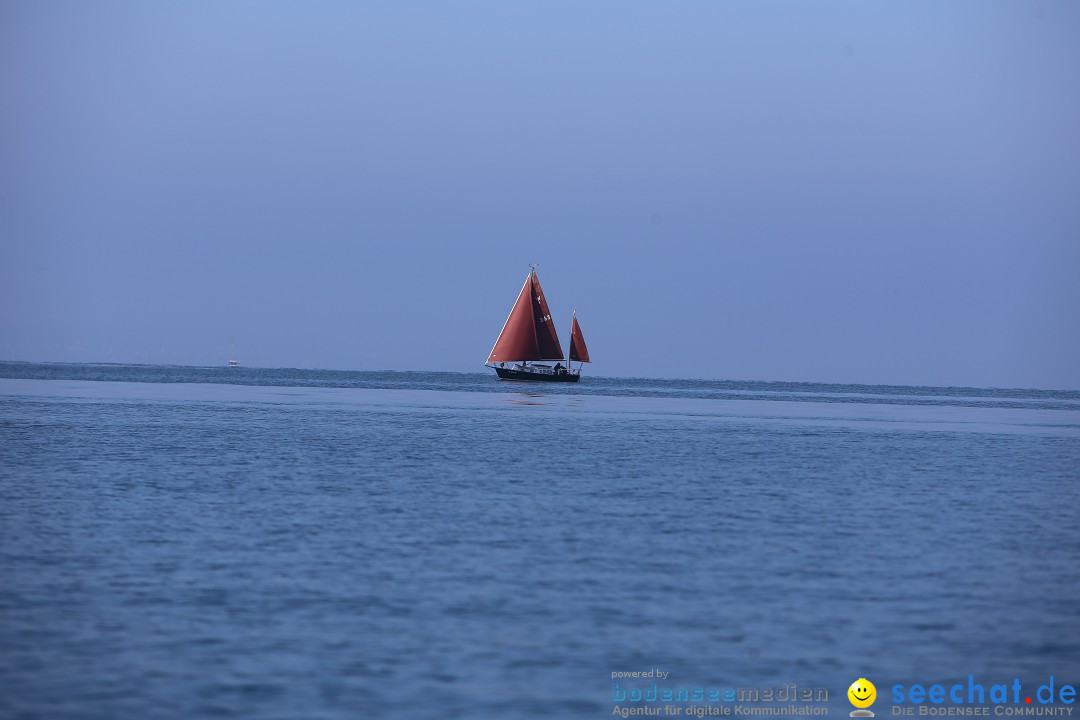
[2,2,1078,388]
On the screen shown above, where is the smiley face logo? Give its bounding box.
[848,678,877,709]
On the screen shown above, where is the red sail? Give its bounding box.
[487,270,565,363]
[569,312,591,363]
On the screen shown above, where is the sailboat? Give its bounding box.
[485,267,591,382]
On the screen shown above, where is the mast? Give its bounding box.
[566,309,572,370]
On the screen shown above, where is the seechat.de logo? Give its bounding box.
[891,676,1077,713]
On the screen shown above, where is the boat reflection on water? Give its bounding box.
[506,393,550,407]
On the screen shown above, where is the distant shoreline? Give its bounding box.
[2,359,1078,398]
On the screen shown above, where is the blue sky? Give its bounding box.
[2,2,1078,388]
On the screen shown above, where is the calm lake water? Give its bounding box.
[1,362,1078,719]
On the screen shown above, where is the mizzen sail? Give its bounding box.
[487,269,565,363]
[569,312,590,363]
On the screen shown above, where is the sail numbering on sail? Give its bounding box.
[485,267,591,382]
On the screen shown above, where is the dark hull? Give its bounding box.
[493,366,580,383]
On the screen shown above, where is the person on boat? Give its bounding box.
[554,363,564,374]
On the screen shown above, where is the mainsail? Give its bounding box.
[487,269,565,363]
[569,312,590,363]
